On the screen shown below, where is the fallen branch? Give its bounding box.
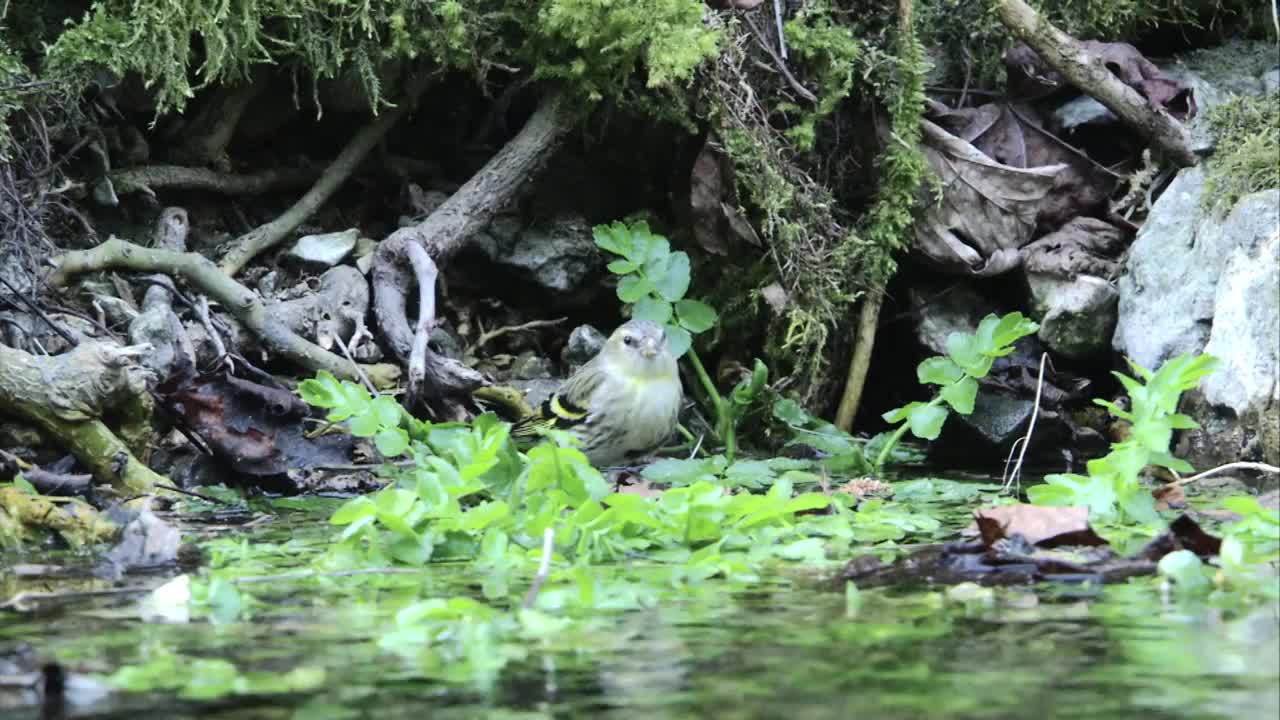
[110,164,319,198]
[993,0,1197,167]
[405,242,439,408]
[471,317,567,355]
[835,293,883,431]
[372,90,572,400]
[218,71,431,276]
[49,239,400,387]
[0,342,165,493]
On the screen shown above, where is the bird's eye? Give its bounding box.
[622,335,634,346]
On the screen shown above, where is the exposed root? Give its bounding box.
[218,72,431,276]
[111,164,320,199]
[372,90,572,402]
[173,78,268,168]
[834,293,883,431]
[994,0,1197,167]
[0,342,166,493]
[49,238,400,388]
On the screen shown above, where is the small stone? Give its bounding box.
[511,350,553,380]
[1026,273,1119,360]
[287,229,359,267]
[561,324,606,368]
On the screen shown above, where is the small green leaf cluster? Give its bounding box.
[781,0,862,150]
[877,313,1039,467]
[593,220,717,358]
[1029,354,1217,523]
[298,371,413,457]
[1203,91,1279,212]
[301,374,848,576]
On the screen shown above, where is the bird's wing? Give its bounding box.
[510,359,606,440]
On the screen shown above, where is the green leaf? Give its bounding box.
[617,274,654,303]
[1158,550,1211,593]
[12,474,37,495]
[371,396,402,429]
[675,299,717,333]
[347,409,380,437]
[607,259,638,275]
[906,403,948,440]
[946,332,993,378]
[330,496,375,525]
[939,377,978,415]
[375,427,410,457]
[650,252,691,301]
[592,222,631,256]
[297,371,344,408]
[632,296,673,323]
[917,357,964,386]
[665,324,692,358]
[772,398,811,426]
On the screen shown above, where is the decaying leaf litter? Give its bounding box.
[2,0,1278,716]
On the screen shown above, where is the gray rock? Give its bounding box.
[1115,165,1279,466]
[476,214,602,303]
[511,350,553,380]
[1026,273,1118,360]
[562,324,607,368]
[510,378,562,409]
[1264,69,1280,95]
[1050,96,1115,133]
[957,392,1035,447]
[909,282,994,355]
[429,324,465,361]
[287,229,359,267]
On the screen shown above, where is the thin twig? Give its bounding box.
[1003,352,1047,494]
[772,0,788,60]
[332,330,377,395]
[1167,462,1280,488]
[522,527,556,610]
[742,13,817,103]
[194,296,232,373]
[471,317,566,353]
[0,275,77,346]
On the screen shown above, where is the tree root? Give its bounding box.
[0,486,120,544]
[111,164,320,198]
[48,239,400,388]
[218,72,431,276]
[0,342,166,494]
[173,77,267,168]
[372,90,571,402]
[994,0,1197,167]
[835,293,883,432]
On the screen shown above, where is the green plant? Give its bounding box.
[298,371,416,458]
[876,313,1039,468]
[594,219,764,462]
[1029,354,1218,523]
[1203,91,1279,212]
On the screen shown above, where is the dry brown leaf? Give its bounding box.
[973,504,1107,548]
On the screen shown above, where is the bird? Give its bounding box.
[479,319,683,466]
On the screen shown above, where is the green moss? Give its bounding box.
[40,0,717,118]
[1203,91,1280,211]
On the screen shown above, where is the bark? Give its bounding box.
[49,239,400,388]
[0,342,165,494]
[111,164,319,198]
[372,90,572,398]
[993,0,1198,167]
[218,72,431,276]
[174,78,268,168]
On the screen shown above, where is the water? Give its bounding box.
[2,496,1277,719]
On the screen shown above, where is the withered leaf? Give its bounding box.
[974,504,1107,548]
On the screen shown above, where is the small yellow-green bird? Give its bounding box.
[507,319,683,466]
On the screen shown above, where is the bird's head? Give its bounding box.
[602,319,675,377]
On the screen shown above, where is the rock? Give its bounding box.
[1026,274,1118,360]
[475,214,602,304]
[1115,165,1279,467]
[511,350,553,380]
[354,237,378,275]
[429,324,466,361]
[510,378,562,409]
[287,229,359,267]
[1021,217,1127,279]
[909,282,995,355]
[561,324,606,368]
[959,392,1035,447]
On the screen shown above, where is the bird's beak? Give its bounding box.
[641,337,658,358]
